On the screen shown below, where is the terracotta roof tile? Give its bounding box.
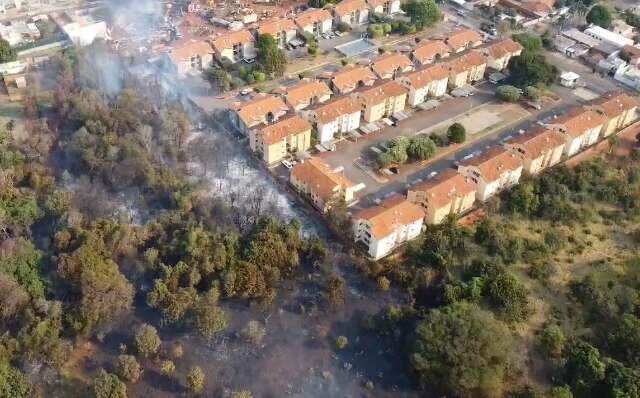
[445,29,483,51]
[291,157,354,203]
[482,38,523,59]
[211,30,254,52]
[332,65,378,92]
[410,169,476,209]
[335,0,368,16]
[412,40,450,64]
[311,96,361,124]
[257,18,297,36]
[261,115,311,145]
[464,146,522,183]
[355,80,407,106]
[285,79,332,108]
[354,195,425,239]
[371,53,414,77]
[168,39,213,62]
[366,0,394,8]
[403,64,449,89]
[586,91,640,119]
[446,50,487,73]
[294,8,333,28]
[236,94,289,126]
[506,126,565,159]
[552,108,608,138]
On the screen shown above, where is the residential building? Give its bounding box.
[611,19,635,39]
[353,195,424,260]
[621,45,640,66]
[585,90,639,136]
[211,30,256,64]
[167,39,213,77]
[290,157,357,212]
[51,10,107,47]
[330,65,378,94]
[283,79,332,110]
[249,115,312,165]
[411,40,450,65]
[399,64,449,106]
[230,94,290,135]
[354,80,408,123]
[366,0,401,15]
[445,50,488,89]
[0,19,41,46]
[546,108,608,157]
[504,126,566,175]
[584,25,634,49]
[457,147,523,202]
[482,38,523,71]
[445,29,483,53]
[294,8,333,37]
[614,64,640,91]
[305,96,362,143]
[407,169,476,224]
[256,18,298,49]
[370,52,414,79]
[334,0,369,26]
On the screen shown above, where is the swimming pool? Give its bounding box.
[335,38,377,57]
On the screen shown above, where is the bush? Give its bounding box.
[525,85,541,101]
[377,276,391,291]
[540,324,565,358]
[335,335,348,349]
[447,123,466,144]
[336,22,351,33]
[368,24,385,38]
[116,355,141,383]
[93,370,127,398]
[134,324,161,358]
[408,135,437,160]
[186,366,205,394]
[496,85,522,102]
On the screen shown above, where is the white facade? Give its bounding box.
[404,77,448,106]
[54,11,107,47]
[298,19,332,36]
[353,217,423,260]
[316,110,361,143]
[563,127,602,157]
[458,164,523,202]
[584,25,634,49]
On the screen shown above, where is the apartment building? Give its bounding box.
[283,79,333,111]
[334,0,369,26]
[305,96,362,143]
[407,169,476,224]
[249,115,312,165]
[482,38,523,71]
[330,65,378,94]
[211,30,257,64]
[446,50,488,89]
[290,157,357,212]
[354,80,408,123]
[504,126,566,175]
[457,147,523,201]
[585,91,639,137]
[366,0,401,15]
[399,64,449,106]
[256,18,298,49]
[294,8,333,37]
[547,108,608,157]
[230,94,290,134]
[411,40,451,65]
[445,29,483,53]
[371,52,414,79]
[353,195,425,260]
[166,39,213,77]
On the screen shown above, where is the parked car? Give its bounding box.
[281,159,293,169]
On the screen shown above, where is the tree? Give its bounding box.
[186,366,205,394]
[586,5,612,28]
[549,385,573,398]
[160,360,175,377]
[134,324,161,358]
[203,68,231,92]
[508,51,558,88]
[563,339,606,391]
[447,123,466,144]
[231,391,253,398]
[402,0,441,30]
[0,362,31,398]
[512,33,543,52]
[603,360,640,398]
[93,370,127,398]
[486,272,531,322]
[410,302,513,397]
[540,324,566,358]
[408,135,437,160]
[256,34,287,77]
[496,85,522,102]
[0,38,16,63]
[116,355,141,383]
[335,335,348,350]
[606,314,640,367]
[525,86,541,101]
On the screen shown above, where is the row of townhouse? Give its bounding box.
[231,33,524,166]
[353,90,639,259]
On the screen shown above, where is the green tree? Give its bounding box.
[408,135,437,160]
[186,366,205,394]
[402,0,441,29]
[512,33,543,52]
[586,5,612,28]
[486,272,531,322]
[447,123,466,144]
[504,181,540,215]
[540,324,566,358]
[93,370,127,398]
[549,385,573,398]
[256,34,287,77]
[0,361,31,398]
[116,354,141,383]
[496,85,522,102]
[606,314,640,367]
[410,302,513,397]
[603,360,640,398]
[134,324,161,358]
[508,51,558,88]
[335,335,348,350]
[525,86,541,101]
[0,38,16,63]
[563,339,606,391]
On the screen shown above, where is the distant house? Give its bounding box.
[407,169,476,224]
[445,50,488,89]
[352,195,425,260]
[51,10,107,47]
[304,96,362,143]
[290,157,357,212]
[411,40,451,65]
[398,64,449,106]
[504,126,566,175]
[584,25,634,50]
[457,147,523,201]
[482,38,523,71]
[283,79,333,111]
[211,30,257,64]
[0,19,41,47]
[545,107,608,157]
[445,29,483,53]
[330,65,378,94]
[249,115,312,165]
[353,80,408,123]
[585,91,639,137]
[230,94,290,135]
[366,0,401,15]
[294,8,333,37]
[334,0,369,26]
[370,52,414,79]
[256,18,298,49]
[167,39,213,77]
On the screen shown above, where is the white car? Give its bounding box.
[281,160,293,169]
[428,171,438,179]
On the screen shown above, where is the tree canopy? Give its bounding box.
[447,123,466,144]
[256,34,287,77]
[586,5,612,29]
[402,0,441,29]
[0,38,16,63]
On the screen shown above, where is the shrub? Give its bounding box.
[496,85,522,102]
[335,335,348,350]
[377,276,391,291]
[447,123,466,144]
[116,354,141,383]
[186,366,205,394]
[134,324,161,358]
[336,22,351,33]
